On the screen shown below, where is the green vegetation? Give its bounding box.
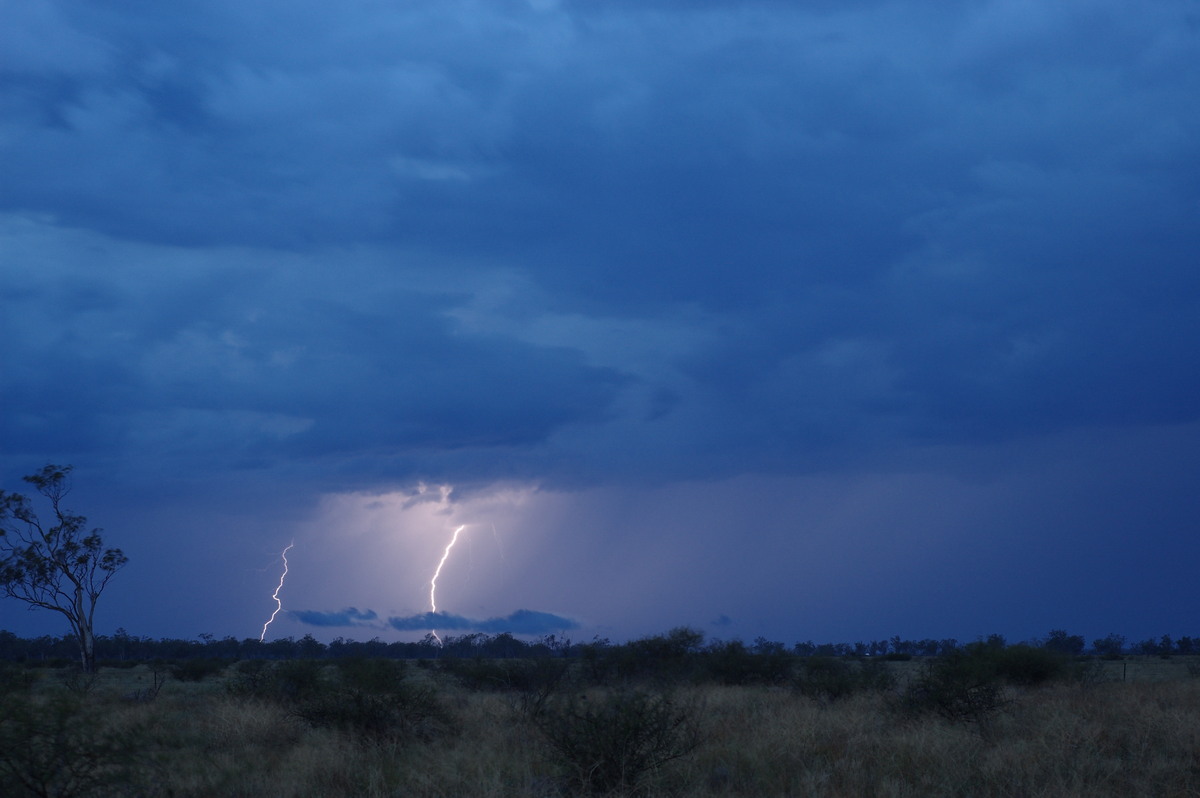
[2,627,1200,796]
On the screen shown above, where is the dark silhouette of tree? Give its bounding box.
[1043,629,1086,655]
[0,465,127,673]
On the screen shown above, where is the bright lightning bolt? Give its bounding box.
[260,541,294,642]
[429,525,466,645]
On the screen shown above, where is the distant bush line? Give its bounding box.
[0,626,1194,671]
[5,627,1200,795]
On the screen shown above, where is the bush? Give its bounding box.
[291,683,454,744]
[0,693,144,797]
[994,644,1068,686]
[534,688,703,795]
[612,628,707,684]
[168,658,229,682]
[227,659,329,702]
[704,640,795,685]
[898,650,1009,734]
[334,658,407,693]
[795,657,895,702]
[0,663,37,696]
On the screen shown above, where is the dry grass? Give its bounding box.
[4,661,1200,796]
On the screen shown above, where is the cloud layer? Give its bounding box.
[4,1,1198,492]
[2,1,1199,645]
[290,607,578,636]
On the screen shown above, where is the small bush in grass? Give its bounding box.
[994,644,1068,686]
[795,657,895,702]
[291,683,455,744]
[898,650,1010,734]
[0,663,37,695]
[439,656,570,717]
[704,640,795,685]
[335,658,407,693]
[436,656,511,690]
[533,688,703,795]
[227,659,329,702]
[0,693,145,797]
[168,658,229,682]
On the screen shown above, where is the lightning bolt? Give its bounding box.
[429,525,466,645]
[260,541,294,642]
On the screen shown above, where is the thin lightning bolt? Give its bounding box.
[429,525,466,645]
[491,523,505,560]
[260,541,294,642]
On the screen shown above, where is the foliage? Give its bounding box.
[334,657,407,693]
[228,657,453,744]
[611,627,708,683]
[533,687,703,795]
[898,649,1010,734]
[704,639,795,685]
[168,658,229,682]
[795,656,895,702]
[1092,633,1126,659]
[0,465,127,673]
[1042,629,1086,656]
[0,661,39,695]
[438,655,570,716]
[0,693,143,797]
[227,658,329,702]
[290,682,454,744]
[993,643,1070,686]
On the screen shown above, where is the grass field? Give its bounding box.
[3,656,1199,796]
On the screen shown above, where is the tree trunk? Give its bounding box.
[79,624,96,673]
[73,587,97,673]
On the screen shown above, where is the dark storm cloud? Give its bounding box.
[291,607,581,636]
[290,607,379,628]
[385,609,579,635]
[3,0,1200,649]
[2,0,1199,485]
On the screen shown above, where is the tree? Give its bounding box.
[1042,629,1085,656]
[0,465,127,673]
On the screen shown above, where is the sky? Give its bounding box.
[2,0,1199,649]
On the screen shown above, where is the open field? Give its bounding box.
[3,656,1200,797]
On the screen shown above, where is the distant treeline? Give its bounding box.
[1,627,1196,666]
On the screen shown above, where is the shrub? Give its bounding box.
[439,656,570,718]
[534,688,703,795]
[994,644,1068,686]
[168,658,229,682]
[291,683,454,744]
[898,650,1010,734]
[795,657,895,702]
[0,662,37,695]
[334,658,407,693]
[705,640,795,685]
[612,628,707,684]
[226,659,328,702]
[0,693,144,797]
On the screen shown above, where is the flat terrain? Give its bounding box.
[3,657,1199,796]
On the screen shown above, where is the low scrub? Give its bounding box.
[227,659,328,702]
[291,683,453,743]
[0,693,145,797]
[168,658,229,683]
[795,657,896,702]
[533,687,703,795]
[705,640,795,685]
[898,647,1013,734]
